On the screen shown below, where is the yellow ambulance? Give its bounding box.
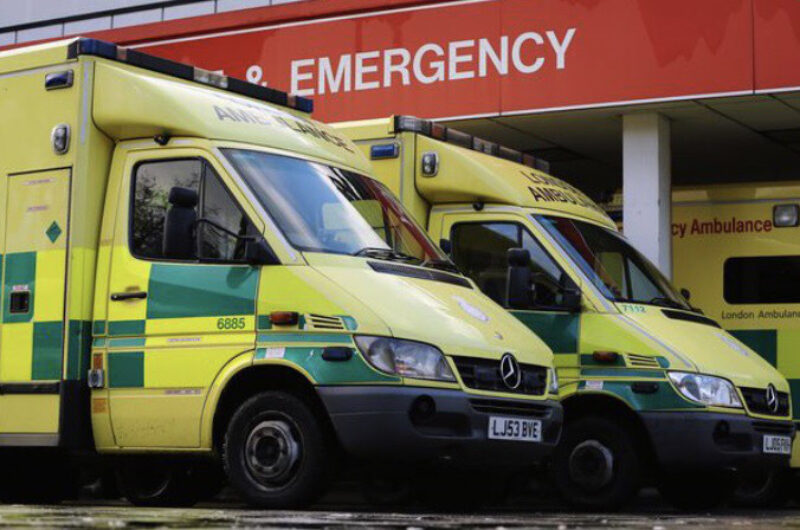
[662,182,800,506]
[335,115,795,510]
[0,40,562,508]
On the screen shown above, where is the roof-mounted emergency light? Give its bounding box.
[393,115,549,172]
[66,38,313,114]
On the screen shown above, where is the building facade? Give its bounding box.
[4,0,800,276]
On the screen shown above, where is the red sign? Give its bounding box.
[88,0,797,121]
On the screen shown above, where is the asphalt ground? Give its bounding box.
[0,503,799,529]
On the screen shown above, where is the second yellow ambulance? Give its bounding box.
[336,116,795,510]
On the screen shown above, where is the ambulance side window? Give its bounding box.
[450,222,565,309]
[130,158,252,262]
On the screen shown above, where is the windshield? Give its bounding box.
[222,149,448,266]
[537,215,690,310]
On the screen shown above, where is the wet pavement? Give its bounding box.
[0,504,799,529]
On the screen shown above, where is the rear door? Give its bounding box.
[0,168,71,443]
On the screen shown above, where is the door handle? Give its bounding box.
[110,291,147,301]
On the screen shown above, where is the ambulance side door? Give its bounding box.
[103,147,261,449]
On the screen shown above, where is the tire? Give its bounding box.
[552,416,643,511]
[223,391,332,508]
[733,467,790,508]
[117,460,218,507]
[658,470,736,511]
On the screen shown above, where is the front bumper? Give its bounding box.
[640,411,795,471]
[318,385,562,467]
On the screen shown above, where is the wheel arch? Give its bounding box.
[205,358,332,453]
[561,391,657,469]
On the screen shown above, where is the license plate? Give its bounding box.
[487,416,542,442]
[763,435,792,455]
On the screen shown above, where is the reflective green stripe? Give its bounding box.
[32,321,63,380]
[3,252,34,324]
[578,380,703,410]
[729,329,777,366]
[512,311,579,353]
[147,264,258,319]
[108,320,145,336]
[257,315,272,330]
[790,379,800,420]
[66,320,92,380]
[580,368,664,379]
[109,337,146,348]
[338,316,358,331]
[255,347,398,384]
[108,351,144,388]
[92,337,107,348]
[257,333,352,344]
[92,320,106,336]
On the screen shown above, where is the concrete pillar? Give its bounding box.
[622,112,672,278]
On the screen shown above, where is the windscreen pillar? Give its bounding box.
[622,112,672,278]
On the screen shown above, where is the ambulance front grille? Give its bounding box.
[626,354,660,369]
[452,356,547,396]
[307,314,345,330]
[740,387,790,417]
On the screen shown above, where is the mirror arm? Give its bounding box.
[195,218,256,241]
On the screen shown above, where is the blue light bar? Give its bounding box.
[66,38,313,114]
[370,143,400,159]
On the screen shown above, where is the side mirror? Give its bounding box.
[507,248,533,309]
[680,288,691,301]
[559,273,582,313]
[439,238,452,255]
[163,187,198,259]
[245,236,280,266]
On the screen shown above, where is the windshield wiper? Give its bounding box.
[646,297,685,309]
[421,258,460,274]
[352,247,418,263]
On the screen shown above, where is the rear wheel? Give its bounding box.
[553,416,643,511]
[223,391,332,508]
[117,460,220,507]
[733,467,790,508]
[658,470,736,510]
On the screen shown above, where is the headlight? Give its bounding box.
[549,368,559,393]
[355,336,456,382]
[668,371,742,408]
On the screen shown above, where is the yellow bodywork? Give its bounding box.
[335,117,793,426]
[0,41,555,452]
[671,181,800,464]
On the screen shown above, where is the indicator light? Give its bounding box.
[592,350,619,363]
[270,311,299,326]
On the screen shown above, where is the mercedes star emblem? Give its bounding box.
[499,353,522,390]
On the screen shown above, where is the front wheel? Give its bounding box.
[552,416,643,511]
[223,391,332,508]
[733,467,790,508]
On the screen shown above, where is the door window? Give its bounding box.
[450,222,565,309]
[130,158,252,262]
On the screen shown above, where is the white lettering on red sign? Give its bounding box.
[287,28,577,97]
